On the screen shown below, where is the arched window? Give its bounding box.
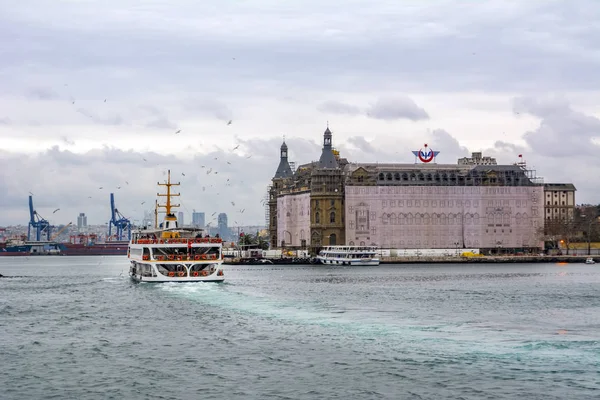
[329,212,335,223]
[394,173,400,180]
[378,173,384,180]
[315,212,320,224]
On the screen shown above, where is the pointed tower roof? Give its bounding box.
[274,139,293,178]
[318,125,338,169]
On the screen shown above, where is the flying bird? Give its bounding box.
[104,99,107,102]
[227,161,231,165]
[29,191,34,196]
[125,181,129,185]
[182,173,185,176]
[212,212,216,216]
[227,120,232,125]
[231,201,235,206]
[53,208,60,214]
[232,145,240,151]
[99,187,103,189]
[175,129,181,134]
[246,155,252,159]
[141,202,145,205]
[117,186,121,189]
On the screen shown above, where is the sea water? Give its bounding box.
[1,257,599,399]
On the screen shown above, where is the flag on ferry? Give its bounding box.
[518,154,523,158]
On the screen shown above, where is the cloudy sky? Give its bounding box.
[1,0,599,228]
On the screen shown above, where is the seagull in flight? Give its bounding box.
[232,145,240,151]
[141,202,145,205]
[227,120,232,125]
[53,208,60,214]
[182,173,185,176]
[175,129,181,134]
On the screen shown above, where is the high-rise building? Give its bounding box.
[218,213,228,239]
[192,211,205,228]
[77,213,87,229]
[178,211,184,227]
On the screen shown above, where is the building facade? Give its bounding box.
[268,127,574,253]
[218,213,228,239]
[192,211,205,228]
[544,183,576,221]
[77,213,87,229]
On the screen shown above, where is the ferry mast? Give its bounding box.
[157,170,180,229]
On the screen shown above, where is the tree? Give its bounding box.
[576,206,600,255]
[542,217,577,254]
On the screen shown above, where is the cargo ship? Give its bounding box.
[60,234,128,256]
[0,234,128,256]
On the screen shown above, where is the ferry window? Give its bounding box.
[315,212,320,224]
[330,212,335,223]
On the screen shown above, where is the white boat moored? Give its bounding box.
[316,245,380,266]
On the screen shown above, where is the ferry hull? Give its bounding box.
[317,257,380,266]
[129,260,225,283]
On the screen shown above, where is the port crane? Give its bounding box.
[108,193,131,241]
[27,195,51,241]
[51,222,72,241]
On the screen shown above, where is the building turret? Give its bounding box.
[274,140,293,178]
[318,125,338,169]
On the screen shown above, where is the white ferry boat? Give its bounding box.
[316,245,380,266]
[128,170,224,283]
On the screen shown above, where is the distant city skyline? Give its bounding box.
[1,1,600,226]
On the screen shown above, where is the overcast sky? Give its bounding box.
[1,0,599,228]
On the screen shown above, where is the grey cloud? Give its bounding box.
[184,98,232,121]
[146,117,177,130]
[0,117,11,125]
[0,2,598,94]
[60,136,75,145]
[345,136,375,154]
[76,108,125,126]
[430,129,470,160]
[514,96,600,158]
[317,101,361,116]
[0,144,279,226]
[26,87,59,100]
[512,96,570,118]
[366,97,429,121]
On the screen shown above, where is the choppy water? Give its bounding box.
[1,257,599,399]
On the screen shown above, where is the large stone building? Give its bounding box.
[268,127,575,254]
